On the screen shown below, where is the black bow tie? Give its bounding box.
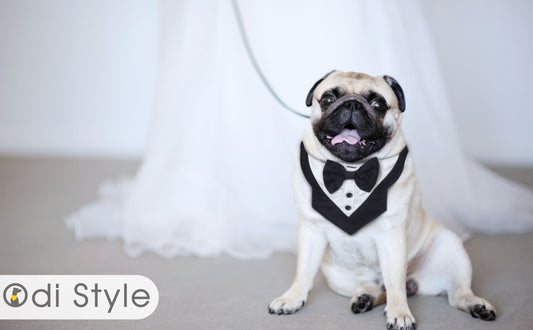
[323,158,380,194]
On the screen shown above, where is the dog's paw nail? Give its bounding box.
[385,311,415,330]
[268,295,306,316]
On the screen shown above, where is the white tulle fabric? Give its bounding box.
[66,0,533,259]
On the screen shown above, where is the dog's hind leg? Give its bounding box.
[445,233,496,321]
[411,229,496,321]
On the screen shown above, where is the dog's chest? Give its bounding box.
[324,226,380,267]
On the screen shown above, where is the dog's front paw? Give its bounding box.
[384,306,416,330]
[268,289,307,315]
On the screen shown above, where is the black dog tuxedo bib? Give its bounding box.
[299,142,409,235]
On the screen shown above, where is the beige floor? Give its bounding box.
[0,157,532,329]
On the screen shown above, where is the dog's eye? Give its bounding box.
[320,94,336,108]
[371,100,386,111]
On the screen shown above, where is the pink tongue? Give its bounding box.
[331,129,361,146]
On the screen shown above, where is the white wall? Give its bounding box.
[0,0,531,165]
[0,0,158,158]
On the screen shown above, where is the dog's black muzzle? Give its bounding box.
[323,95,379,138]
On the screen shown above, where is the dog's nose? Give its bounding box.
[338,100,363,122]
[339,108,353,123]
[344,100,362,112]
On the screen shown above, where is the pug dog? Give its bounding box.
[268,71,496,329]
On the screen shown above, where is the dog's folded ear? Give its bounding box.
[306,70,336,107]
[383,75,405,112]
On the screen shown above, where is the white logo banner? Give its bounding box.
[0,275,158,319]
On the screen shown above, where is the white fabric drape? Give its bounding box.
[66,0,533,259]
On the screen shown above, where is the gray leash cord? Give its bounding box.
[231,0,311,119]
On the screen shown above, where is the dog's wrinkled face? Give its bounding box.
[307,71,405,162]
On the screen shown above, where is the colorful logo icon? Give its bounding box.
[3,283,28,307]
